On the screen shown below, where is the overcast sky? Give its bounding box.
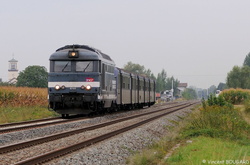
[1,0,249,89]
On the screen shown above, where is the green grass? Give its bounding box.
[181,104,250,146]
[0,106,58,124]
[127,103,250,165]
[166,136,250,165]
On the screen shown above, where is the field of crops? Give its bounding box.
[0,87,58,124]
[0,86,47,107]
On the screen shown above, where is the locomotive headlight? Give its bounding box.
[55,85,60,90]
[86,85,92,90]
[80,85,85,90]
[68,50,79,58]
[61,85,66,90]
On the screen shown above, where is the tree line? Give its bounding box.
[0,66,48,88]
[123,61,179,94]
[227,52,250,89]
[1,62,179,95]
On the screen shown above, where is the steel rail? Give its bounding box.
[0,117,62,128]
[0,102,191,154]
[0,116,89,134]
[15,102,198,165]
[0,101,180,132]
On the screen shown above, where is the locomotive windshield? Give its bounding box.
[52,60,99,72]
[76,61,94,72]
[54,61,71,72]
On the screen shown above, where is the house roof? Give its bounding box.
[178,83,188,88]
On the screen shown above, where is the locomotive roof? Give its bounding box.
[50,44,114,64]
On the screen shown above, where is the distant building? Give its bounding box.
[155,93,161,99]
[0,78,2,83]
[177,83,188,97]
[178,83,188,91]
[8,57,19,84]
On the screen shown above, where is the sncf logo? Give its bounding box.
[86,78,94,82]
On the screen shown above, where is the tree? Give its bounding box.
[16,65,48,88]
[217,82,227,91]
[182,88,197,100]
[165,76,179,96]
[226,65,250,89]
[123,61,146,75]
[243,52,250,67]
[123,61,156,79]
[145,69,156,80]
[156,69,167,92]
[208,85,217,95]
[123,62,180,93]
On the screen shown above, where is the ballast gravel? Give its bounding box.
[0,102,197,165]
[47,107,194,165]
[0,103,177,147]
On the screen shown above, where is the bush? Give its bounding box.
[244,99,250,113]
[220,88,250,104]
[207,94,229,107]
[202,94,233,110]
[183,105,250,142]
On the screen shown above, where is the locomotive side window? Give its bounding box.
[76,61,94,72]
[54,61,71,72]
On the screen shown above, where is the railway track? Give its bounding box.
[0,117,62,128]
[0,116,90,134]
[0,101,178,134]
[0,101,199,165]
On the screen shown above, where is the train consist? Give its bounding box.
[48,45,156,117]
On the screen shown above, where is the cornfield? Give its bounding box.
[0,86,47,107]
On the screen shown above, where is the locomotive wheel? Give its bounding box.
[61,114,70,118]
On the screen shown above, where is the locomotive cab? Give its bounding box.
[48,45,116,116]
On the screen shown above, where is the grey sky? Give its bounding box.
[1,0,249,89]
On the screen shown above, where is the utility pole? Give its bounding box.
[171,79,174,101]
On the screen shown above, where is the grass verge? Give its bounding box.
[127,103,250,165]
[0,106,58,124]
[166,136,250,165]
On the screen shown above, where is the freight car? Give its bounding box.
[48,45,155,117]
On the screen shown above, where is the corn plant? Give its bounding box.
[0,86,47,107]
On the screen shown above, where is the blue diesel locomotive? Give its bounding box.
[48,45,155,117]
